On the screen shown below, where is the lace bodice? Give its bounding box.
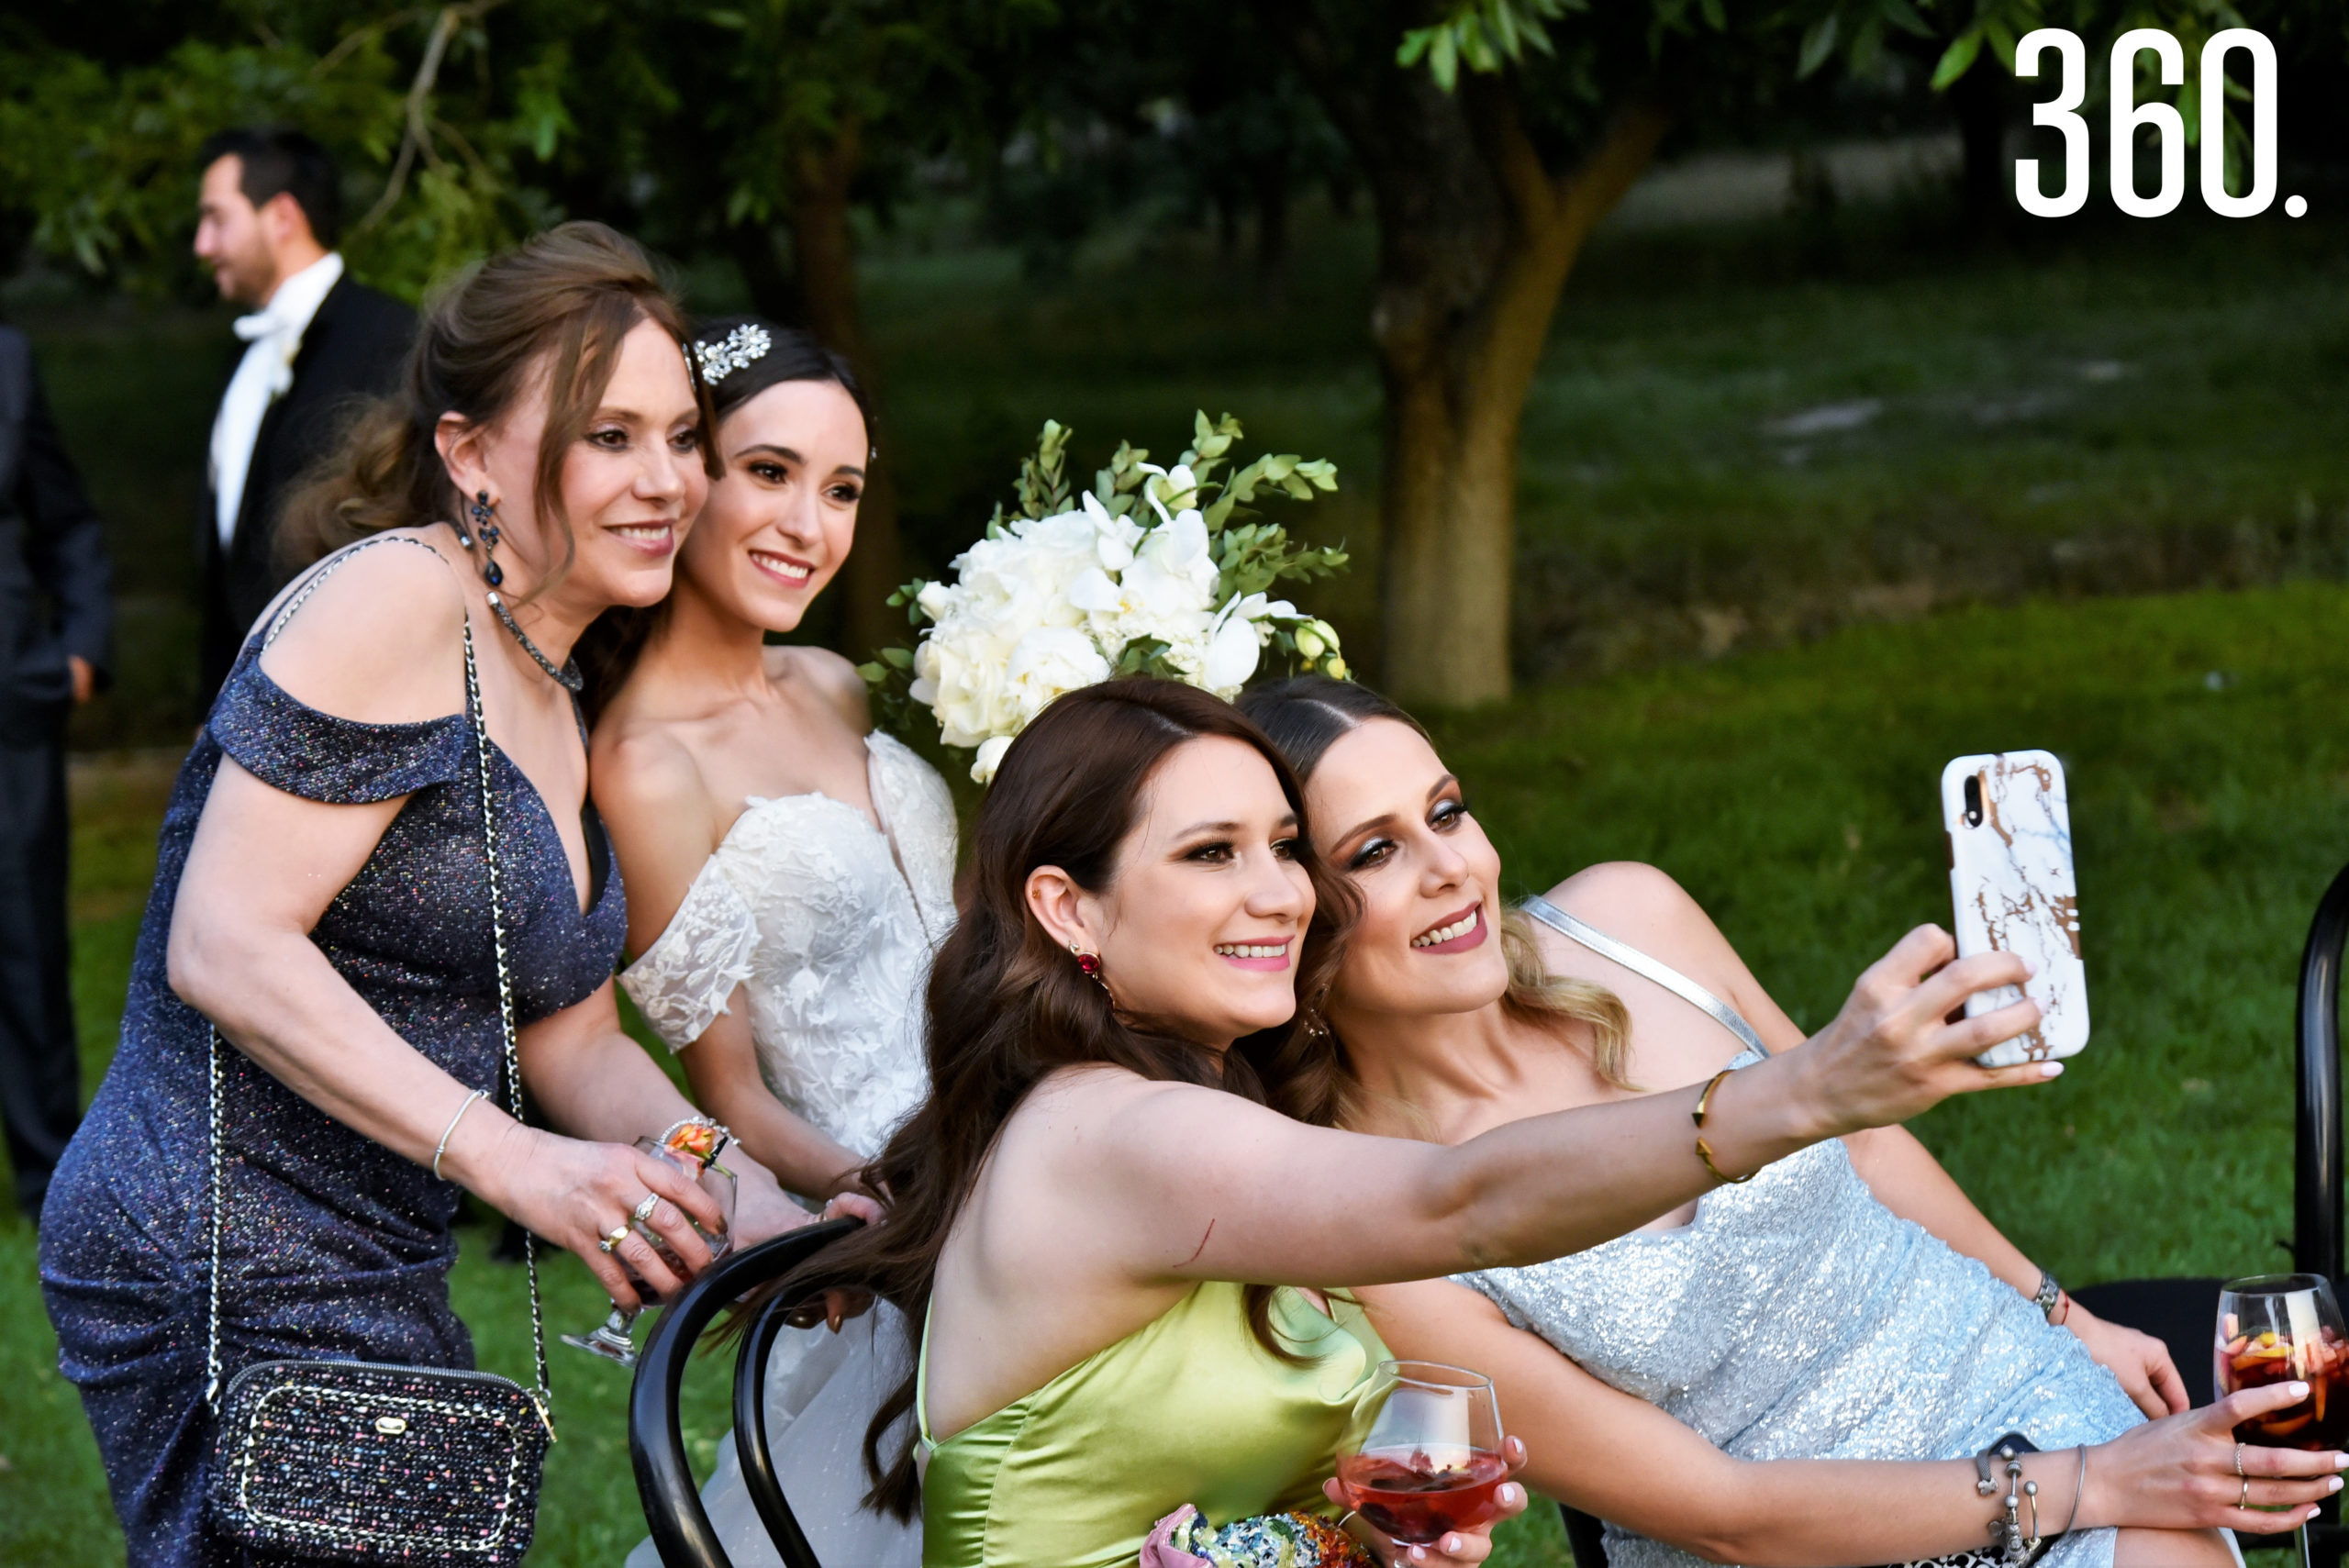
[620,731,954,1161]
[1459,906,2142,1568]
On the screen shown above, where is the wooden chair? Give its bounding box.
[1562,862,2349,1565]
[629,1218,863,1568]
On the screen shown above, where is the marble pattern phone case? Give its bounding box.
[1942,751,2089,1066]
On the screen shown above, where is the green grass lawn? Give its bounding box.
[7,582,2348,1564]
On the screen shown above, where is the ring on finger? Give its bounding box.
[631,1193,660,1226]
[2242,1475,2251,1509]
[2235,1441,2246,1478]
[597,1223,630,1254]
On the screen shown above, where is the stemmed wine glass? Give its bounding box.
[2215,1273,2349,1566]
[1333,1361,1511,1547]
[562,1124,737,1368]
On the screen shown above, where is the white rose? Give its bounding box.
[971,735,1014,784]
[1003,625,1113,726]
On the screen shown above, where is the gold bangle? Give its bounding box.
[1692,1066,1756,1185]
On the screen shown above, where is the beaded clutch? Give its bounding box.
[209,1358,551,1562]
[203,575,552,1563]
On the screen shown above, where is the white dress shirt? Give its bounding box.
[209,250,344,547]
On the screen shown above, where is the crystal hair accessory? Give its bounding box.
[695,324,773,384]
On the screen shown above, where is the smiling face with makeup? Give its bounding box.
[1028,734,1316,1049]
[677,376,868,632]
[1307,717,1514,1026]
[438,315,708,621]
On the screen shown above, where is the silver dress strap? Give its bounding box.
[1520,893,1770,1058]
[261,533,447,649]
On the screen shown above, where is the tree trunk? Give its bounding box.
[1274,2,1671,705]
[727,223,805,325]
[788,118,904,662]
[1375,96,1668,706]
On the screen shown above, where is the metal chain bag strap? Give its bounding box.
[203,571,554,1563]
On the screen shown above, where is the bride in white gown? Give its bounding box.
[586,317,949,1568]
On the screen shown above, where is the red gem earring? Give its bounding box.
[1072,946,1108,989]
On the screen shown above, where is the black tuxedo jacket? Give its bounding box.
[0,326,112,737]
[198,271,414,706]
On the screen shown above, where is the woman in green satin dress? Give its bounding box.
[784,678,2061,1568]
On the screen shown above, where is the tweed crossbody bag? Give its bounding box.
[202,570,553,1564]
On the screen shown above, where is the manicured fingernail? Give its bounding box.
[2336,1452,2349,1470]
[2040,1062,2064,1077]
[2330,1476,2343,1494]
[2294,1382,2311,1398]
[2024,957,2040,977]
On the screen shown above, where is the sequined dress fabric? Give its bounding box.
[619,730,954,1568]
[1459,944,2142,1568]
[39,546,625,1568]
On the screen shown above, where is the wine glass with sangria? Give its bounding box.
[562,1120,738,1368]
[2216,1273,2349,1559]
[1333,1361,1512,1550]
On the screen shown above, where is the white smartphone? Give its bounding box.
[1940,751,2088,1067]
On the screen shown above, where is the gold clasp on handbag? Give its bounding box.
[373,1416,408,1436]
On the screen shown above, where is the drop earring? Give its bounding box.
[458,490,582,693]
[1071,945,1108,991]
[467,491,504,584]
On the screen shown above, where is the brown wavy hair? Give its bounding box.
[776,678,1361,1518]
[1239,675,1635,1096]
[278,221,719,597]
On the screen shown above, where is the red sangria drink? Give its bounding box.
[1337,1362,1509,1546]
[2216,1274,2349,1451]
[1335,1446,1512,1542]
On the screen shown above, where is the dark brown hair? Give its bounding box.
[278,221,719,593]
[198,126,342,244]
[574,316,867,721]
[779,678,1360,1518]
[1241,675,1634,1095]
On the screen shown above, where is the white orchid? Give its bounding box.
[866,414,1351,784]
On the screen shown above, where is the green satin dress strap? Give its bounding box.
[918,1281,1386,1568]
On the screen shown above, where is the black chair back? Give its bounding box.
[629,1218,863,1568]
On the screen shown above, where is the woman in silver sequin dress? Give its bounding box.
[1242,676,2339,1568]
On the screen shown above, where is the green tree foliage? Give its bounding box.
[0,0,1052,655]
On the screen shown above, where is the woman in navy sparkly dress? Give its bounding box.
[39,223,807,1567]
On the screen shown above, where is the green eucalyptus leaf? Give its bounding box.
[1798,13,1840,79]
[1930,29,1983,90]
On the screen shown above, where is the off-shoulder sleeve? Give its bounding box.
[210,661,471,805]
[619,868,760,1052]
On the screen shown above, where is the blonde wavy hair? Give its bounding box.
[1237,676,1638,1122]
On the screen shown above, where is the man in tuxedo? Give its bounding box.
[0,324,112,1223]
[193,128,413,706]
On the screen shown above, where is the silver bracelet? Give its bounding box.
[431,1088,489,1180]
[2059,1444,2087,1537]
[2032,1268,2064,1320]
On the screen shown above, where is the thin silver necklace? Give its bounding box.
[485,590,583,694]
[452,502,583,694]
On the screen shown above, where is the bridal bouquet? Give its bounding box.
[864,413,1350,783]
